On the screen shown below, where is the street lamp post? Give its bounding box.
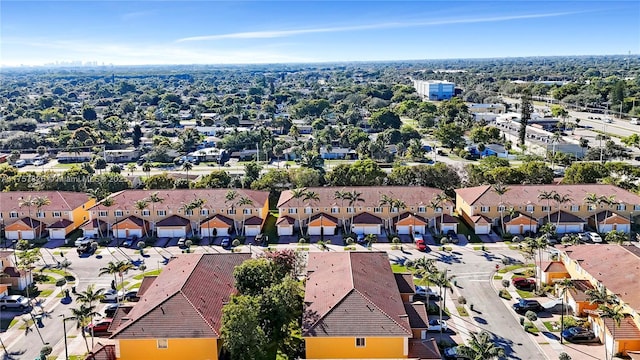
[59,315,70,360]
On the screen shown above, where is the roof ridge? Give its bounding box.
[304,286,356,335]
[55,191,73,210]
[110,292,181,337]
[179,289,220,337]
[468,185,492,206]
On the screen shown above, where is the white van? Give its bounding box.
[631,118,639,125]
[14,160,26,168]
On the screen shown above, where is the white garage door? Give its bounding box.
[83,229,98,238]
[245,226,261,236]
[322,226,336,235]
[5,231,20,240]
[613,224,630,233]
[352,225,380,235]
[440,224,457,233]
[475,224,491,235]
[49,229,67,240]
[397,225,426,235]
[277,225,293,236]
[556,224,582,234]
[157,228,187,238]
[308,226,322,236]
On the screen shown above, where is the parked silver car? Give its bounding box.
[0,295,30,310]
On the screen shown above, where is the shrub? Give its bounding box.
[558,352,571,360]
[457,296,467,305]
[525,310,538,321]
[502,279,510,288]
[499,289,512,300]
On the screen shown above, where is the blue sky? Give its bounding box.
[1,1,638,66]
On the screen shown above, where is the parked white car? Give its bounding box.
[415,285,439,299]
[588,232,603,243]
[427,319,448,332]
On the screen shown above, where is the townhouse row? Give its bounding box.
[93,251,443,360]
[1,184,639,242]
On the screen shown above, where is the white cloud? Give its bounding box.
[176,11,580,42]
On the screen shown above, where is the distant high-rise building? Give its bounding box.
[413,80,455,101]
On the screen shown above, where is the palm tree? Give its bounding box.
[334,189,349,233]
[346,190,365,234]
[142,162,152,179]
[236,196,254,236]
[69,304,98,353]
[555,278,575,344]
[126,163,137,176]
[134,199,149,238]
[412,257,436,278]
[290,188,307,235]
[75,284,106,348]
[182,161,193,187]
[225,190,239,234]
[428,269,454,336]
[98,261,121,305]
[599,195,616,231]
[553,193,572,229]
[391,198,406,233]
[303,191,320,236]
[101,197,116,238]
[435,193,452,234]
[186,198,205,237]
[458,331,506,360]
[18,196,36,239]
[427,199,441,235]
[32,196,50,238]
[378,194,394,233]
[538,190,557,224]
[586,287,618,307]
[147,192,164,236]
[492,183,510,235]
[584,193,601,233]
[525,236,547,289]
[117,260,135,292]
[598,304,626,360]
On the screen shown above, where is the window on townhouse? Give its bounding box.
[347,207,355,214]
[9,212,18,218]
[570,205,580,212]
[288,208,297,214]
[480,206,489,213]
[227,209,236,215]
[157,339,168,349]
[355,338,365,347]
[36,212,45,218]
[115,211,124,217]
[331,207,339,214]
[157,210,166,216]
[588,205,596,211]
[142,210,150,217]
[304,208,312,214]
[435,207,443,213]
[635,205,640,211]
[418,206,426,213]
[98,211,108,217]
[243,209,252,215]
[373,207,382,213]
[541,206,550,212]
[498,205,505,212]
[617,204,626,211]
[53,211,61,218]
[195,209,204,216]
[391,207,399,213]
[526,205,534,212]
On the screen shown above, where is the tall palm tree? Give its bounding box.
[458,331,506,360]
[101,197,116,238]
[69,304,98,353]
[98,261,121,305]
[555,278,576,344]
[134,199,149,238]
[346,190,365,234]
[391,198,406,233]
[492,183,510,235]
[225,190,239,234]
[142,162,152,179]
[18,195,36,239]
[236,196,254,236]
[75,285,106,348]
[379,194,394,233]
[32,196,50,238]
[182,161,193,187]
[598,304,626,360]
[599,195,616,232]
[435,193,452,234]
[427,198,441,235]
[525,236,547,289]
[586,287,618,307]
[538,190,557,224]
[412,257,436,278]
[290,188,307,235]
[117,260,135,292]
[187,198,205,237]
[147,192,164,236]
[333,189,348,233]
[126,163,137,176]
[303,191,320,236]
[584,193,601,233]
[553,193,573,229]
[428,269,454,336]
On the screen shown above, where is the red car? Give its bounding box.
[512,277,535,290]
[86,319,113,334]
[415,239,427,252]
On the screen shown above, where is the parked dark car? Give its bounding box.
[562,327,599,343]
[104,304,120,318]
[220,238,230,248]
[512,299,544,314]
[512,277,536,290]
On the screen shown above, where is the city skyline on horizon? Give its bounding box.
[1,1,639,67]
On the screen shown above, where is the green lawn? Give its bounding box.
[391,264,409,273]
[543,321,561,332]
[263,213,278,243]
[456,306,469,317]
[133,269,162,280]
[516,289,535,299]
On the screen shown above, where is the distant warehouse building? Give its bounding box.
[413,80,455,101]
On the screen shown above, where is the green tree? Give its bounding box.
[82,106,97,121]
[194,170,232,188]
[598,304,626,360]
[458,331,506,360]
[69,304,98,353]
[368,108,401,129]
[434,122,465,149]
[519,91,533,145]
[145,173,175,189]
[132,124,143,148]
[220,295,267,360]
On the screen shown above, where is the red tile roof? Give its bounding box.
[470,214,491,224]
[10,217,43,229]
[156,215,190,227]
[603,316,640,340]
[92,189,268,212]
[0,191,91,212]
[435,213,458,225]
[541,261,568,273]
[278,186,451,208]
[48,219,73,228]
[404,301,428,329]
[243,216,263,225]
[303,252,412,337]
[595,211,630,224]
[137,276,157,297]
[543,211,585,224]
[201,214,234,226]
[351,212,382,224]
[113,216,148,228]
[275,216,295,225]
[455,184,640,207]
[408,338,442,360]
[563,245,640,310]
[567,280,594,302]
[394,273,415,294]
[82,219,107,230]
[110,253,250,339]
